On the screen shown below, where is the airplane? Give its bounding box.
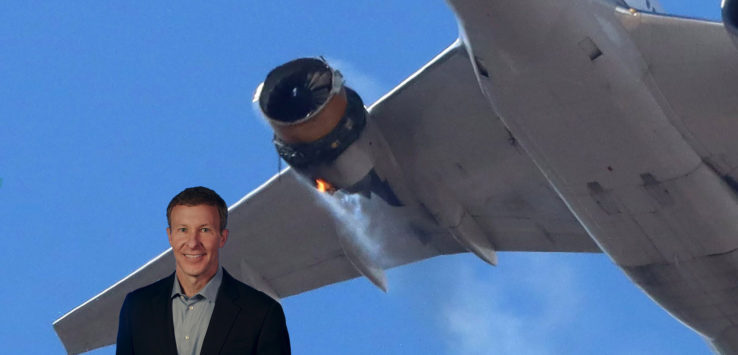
[53,0,738,353]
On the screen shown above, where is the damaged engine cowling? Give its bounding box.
[724,0,738,49]
[257,58,402,206]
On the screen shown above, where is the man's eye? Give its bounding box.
[200,228,210,232]
[178,228,187,232]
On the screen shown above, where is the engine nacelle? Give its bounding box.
[723,0,738,49]
[257,58,402,205]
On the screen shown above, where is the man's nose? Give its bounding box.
[185,231,201,247]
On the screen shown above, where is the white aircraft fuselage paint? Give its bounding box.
[448,0,738,351]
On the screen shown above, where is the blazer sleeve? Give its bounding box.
[255,302,291,355]
[116,293,134,355]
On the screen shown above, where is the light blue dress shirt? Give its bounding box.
[170,267,223,355]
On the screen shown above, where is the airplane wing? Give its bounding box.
[53,41,599,354]
[618,10,738,179]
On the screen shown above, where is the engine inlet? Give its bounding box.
[258,57,367,169]
[259,58,348,144]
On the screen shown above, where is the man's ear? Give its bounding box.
[219,229,229,248]
[166,227,173,245]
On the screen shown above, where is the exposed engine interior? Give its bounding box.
[257,57,402,206]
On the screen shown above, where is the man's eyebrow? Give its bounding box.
[174,223,214,228]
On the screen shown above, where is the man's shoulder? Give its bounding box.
[222,270,280,309]
[125,273,174,302]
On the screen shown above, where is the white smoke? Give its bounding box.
[437,254,581,355]
[314,191,382,263]
[307,183,414,275]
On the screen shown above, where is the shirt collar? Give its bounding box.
[171,267,223,301]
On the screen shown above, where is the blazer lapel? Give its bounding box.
[151,273,178,355]
[200,271,241,355]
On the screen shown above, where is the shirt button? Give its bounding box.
[185,335,190,340]
[189,306,194,310]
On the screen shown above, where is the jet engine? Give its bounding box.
[723,0,738,49]
[257,58,402,206]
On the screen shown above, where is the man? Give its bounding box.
[116,186,291,355]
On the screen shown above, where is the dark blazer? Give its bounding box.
[116,269,290,355]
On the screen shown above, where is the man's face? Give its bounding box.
[167,204,228,282]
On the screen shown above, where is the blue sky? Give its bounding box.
[0,1,723,354]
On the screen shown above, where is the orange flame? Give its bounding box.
[315,179,328,192]
[315,178,333,193]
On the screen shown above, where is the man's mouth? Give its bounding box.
[184,253,205,259]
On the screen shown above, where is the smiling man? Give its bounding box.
[116,186,291,355]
